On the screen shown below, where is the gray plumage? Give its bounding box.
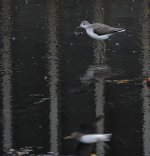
[91,23,125,35]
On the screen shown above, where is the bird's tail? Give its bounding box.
[118,28,126,32]
[99,133,112,141]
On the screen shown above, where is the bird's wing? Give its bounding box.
[94,115,103,122]
[79,115,103,134]
[92,23,122,35]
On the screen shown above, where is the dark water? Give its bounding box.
[0,0,150,156]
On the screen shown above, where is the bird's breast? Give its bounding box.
[86,29,99,39]
[86,29,110,40]
[78,135,98,144]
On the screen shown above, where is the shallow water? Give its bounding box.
[0,0,150,156]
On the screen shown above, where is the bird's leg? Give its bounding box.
[97,41,102,64]
[96,40,106,64]
[101,40,106,59]
[97,40,106,64]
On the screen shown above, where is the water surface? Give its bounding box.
[0,0,150,156]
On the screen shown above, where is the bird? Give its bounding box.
[78,21,125,63]
[64,115,112,156]
[64,132,112,144]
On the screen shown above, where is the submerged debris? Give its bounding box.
[5,147,59,156]
[6,147,32,155]
[104,78,148,86]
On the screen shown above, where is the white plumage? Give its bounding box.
[78,134,112,144]
[86,28,113,40]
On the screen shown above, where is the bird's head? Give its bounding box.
[78,21,90,29]
[64,132,83,140]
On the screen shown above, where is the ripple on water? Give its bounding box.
[80,64,111,84]
[0,115,6,127]
[4,147,74,156]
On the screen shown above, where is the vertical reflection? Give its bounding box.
[47,1,59,154]
[0,0,13,150]
[141,1,150,156]
[93,0,105,155]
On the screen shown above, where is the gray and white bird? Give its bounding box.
[78,21,125,40]
[64,115,112,144]
[78,21,125,63]
[64,132,112,144]
[64,115,112,156]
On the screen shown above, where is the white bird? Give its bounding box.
[64,115,112,144]
[64,115,112,156]
[78,21,125,63]
[64,132,112,144]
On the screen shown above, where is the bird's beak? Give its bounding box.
[64,136,72,139]
[77,26,81,29]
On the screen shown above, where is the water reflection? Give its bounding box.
[0,0,150,156]
[0,0,13,151]
[4,0,50,152]
[93,1,105,155]
[141,1,150,156]
[47,0,60,154]
[80,65,111,84]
